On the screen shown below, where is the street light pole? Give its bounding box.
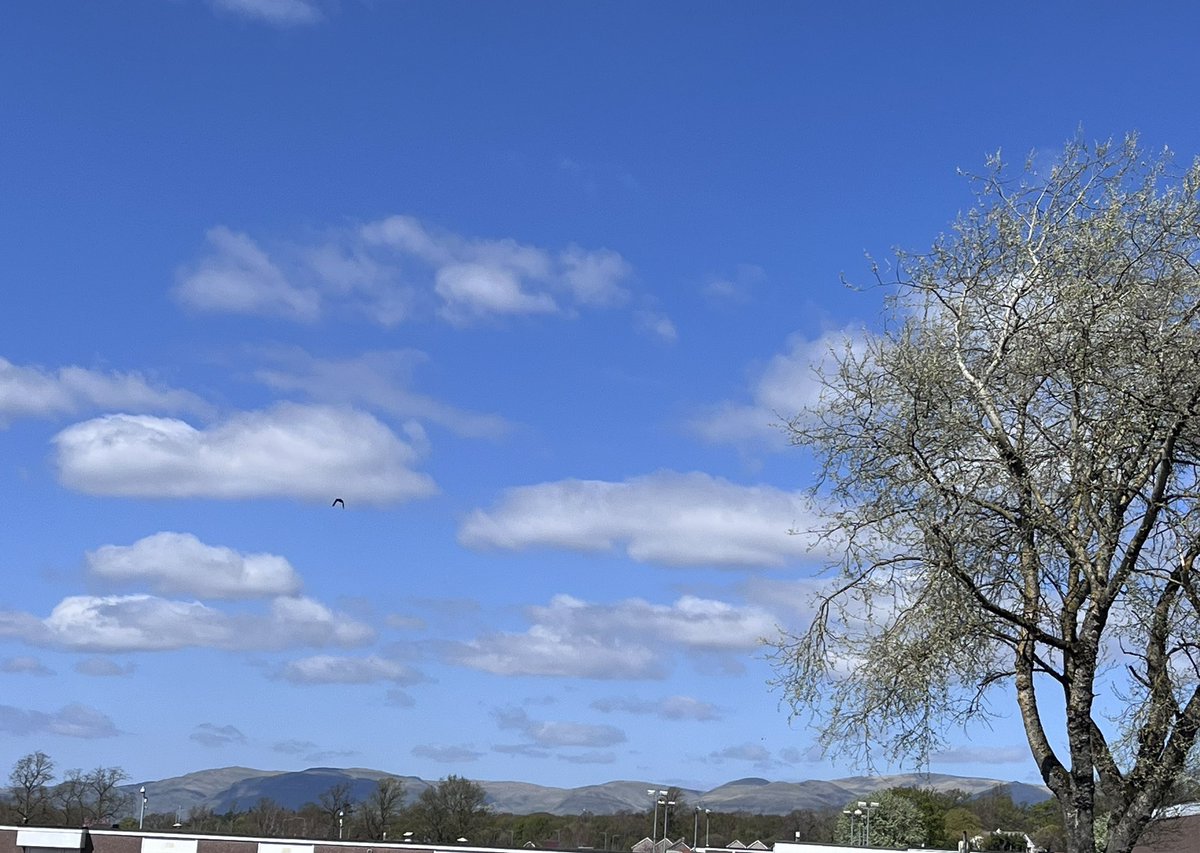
[693,807,700,848]
[858,802,880,846]
[139,787,146,830]
[338,809,344,840]
[649,789,667,841]
[662,800,675,844]
[705,809,711,847]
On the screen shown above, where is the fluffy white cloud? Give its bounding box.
[460,470,823,568]
[209,0,322,26]
[0,703,119,738]
[0,594,373,652]
[453,593,774,679]
[278,654,422,685]
[493,706,626,748]
[87,532,303,599]
[176,226,320,320]
[54,403,436,504]
[0,356,206,426]
[177,215,637,328]
[691,329,864,450]
[253,348,510,438]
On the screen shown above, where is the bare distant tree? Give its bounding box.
[361,776,406,839]
[55,769,87,826]
[316,780,354,838]
[83,767,130,825]
[411,775,489,843]
[245,798,287,837]
[772,134,1200,853]
[8,751,55,825]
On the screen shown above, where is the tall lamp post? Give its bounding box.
[704,809,711,847]
[857,802,880,847]
[648,789,667,840]
[139,787,147,830]
[693,807,701,848]
[662,799,676,844]
[843,810,855,845]
[338,809,345,840]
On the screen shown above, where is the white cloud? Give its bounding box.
[412,744,484,763]
[453,593,774,679]
[435,263,559,325]
[191,723,247,747]
[179,215,633,328]
[54,403,436,504]
[0,594,373,653]
[87,532,303,599]
[253,348,511,439]
[0,356,207,426]
[278,654,422,685]
[703,264,764,303]
[0,703,119,738]
[210,0,322,25]
[635,310,678,343]
[590,694,722,722]
[460,470,823,568]
[931,745,1031,765]
[559,246,632,307]
[708,742,773,765]
[0,656,53,676]
[691,329,863,450]
[560,751,617,765]
[176,226,320,320]
[493,706,626,748]
[74,657,135,677]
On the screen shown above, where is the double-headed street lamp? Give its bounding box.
[857,801,880,846]
[648,789,667,840]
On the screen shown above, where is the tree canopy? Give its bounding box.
[772,134,1200,853]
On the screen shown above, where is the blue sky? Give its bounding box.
[2,1,1199,795]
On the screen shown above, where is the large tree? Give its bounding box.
[772,135,1200,853]
[8,751,55,825]
[411,775,489,843]
[361,776,406,840]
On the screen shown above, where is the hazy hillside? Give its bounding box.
[123,767,1050,818]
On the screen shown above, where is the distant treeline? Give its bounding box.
[7,752,1199,851]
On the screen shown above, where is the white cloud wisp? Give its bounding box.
[460,470,823,568]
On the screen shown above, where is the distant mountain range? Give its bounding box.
[123,767,1051,818]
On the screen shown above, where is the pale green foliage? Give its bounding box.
[834,791,925,848]
[772,134,1200,853]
